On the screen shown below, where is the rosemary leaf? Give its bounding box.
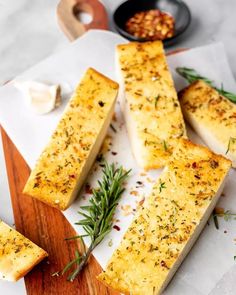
[62,161,131,281]
[163,140,168,151]
[159,181,166,193]
[176,67,236,103]
[154,95,160,109]
[176,67,213,85]
[213,214,219,230]
[110,124,117,133]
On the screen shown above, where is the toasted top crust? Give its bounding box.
[97,139,231,295]
[0,220,47,281]
[179,80,236,160]
[23,68,119,210]
[117,41,186,169]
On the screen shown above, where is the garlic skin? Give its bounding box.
[14,81,61,115]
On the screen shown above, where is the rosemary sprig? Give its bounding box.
[176,67,236,103]
[62,161,131,281]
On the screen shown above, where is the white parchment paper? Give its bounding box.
[0,30,235,294]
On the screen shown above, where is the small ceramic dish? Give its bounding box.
[113,0,191,46]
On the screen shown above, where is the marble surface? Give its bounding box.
[0,0,235,294]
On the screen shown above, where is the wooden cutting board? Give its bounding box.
[57,0,108,40]
[1,130,119,295]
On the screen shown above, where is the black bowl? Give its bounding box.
[113,0,191,46]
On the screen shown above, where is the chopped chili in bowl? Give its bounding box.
[125,9,175,41]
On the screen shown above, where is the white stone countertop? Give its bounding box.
[0,0,235,294]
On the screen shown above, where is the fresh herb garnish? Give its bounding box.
[62,162,131,281]
[226,137,236,155]
[176,67,236,103]
[159,181,166,193]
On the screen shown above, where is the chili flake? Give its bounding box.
[125,9,175,41]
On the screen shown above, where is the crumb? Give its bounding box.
[51,271,60,277]
[130,190,139,196]
[146,177,154,183]
[121,205,133,216]
[108,239,113,247]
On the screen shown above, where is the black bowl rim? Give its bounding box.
[113,0,191,44]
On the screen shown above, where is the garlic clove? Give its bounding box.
[14,81,61,115]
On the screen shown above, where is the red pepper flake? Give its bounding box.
[69,174,76,179]
[111,151,117,155]
[113,225,120,231]
[192,162,197,169]
[85,183,93,194]
[210,159,219,169]
[125,9,175,41]
[138,198,145,207]
[160,260,169,269]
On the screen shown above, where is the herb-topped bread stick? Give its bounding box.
[179,80,236,167]
[116,41,186,170]
[98,139,231,295]
[0,220,47,281]
[23,68,119,210]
